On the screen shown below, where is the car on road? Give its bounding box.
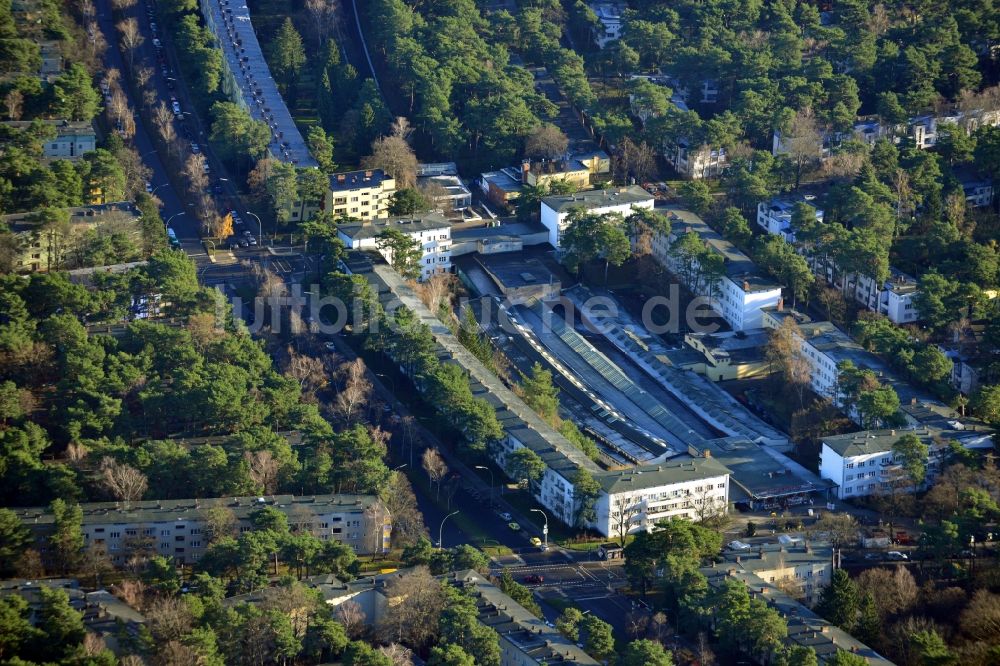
[523,574,544,584]
[508,522,520,531]
[145,181,153,193]
[324,342,337,351]
[171,101,181,116]
[190,142,200,154]
[885,551,909,561]
[166,227,180,249]
[498,511,512,522]
[150,22,157,32]
[530,537,542,547]
[152,38,161,48]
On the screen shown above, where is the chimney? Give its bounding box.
[911,397,917,405]
[703,449,711,458]
[364,170,373,178]
[743,280,750,291]
[777,297,784,311]
[337,174,345,182]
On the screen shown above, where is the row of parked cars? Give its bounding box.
[227,210,257,248]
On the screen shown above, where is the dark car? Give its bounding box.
[523,574,544,584]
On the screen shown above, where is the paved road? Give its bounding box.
[95,0,197,251]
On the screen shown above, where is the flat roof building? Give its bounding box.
[540,186,654,248]
[326,169,396,221]
[15,494,391,566]
[198,0,316,167]
[338,213,451,281]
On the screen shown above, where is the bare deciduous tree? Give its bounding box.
[413,273,458,317]
[421,447,448,500]
[147,596,194,642]
[184,153,209,193]
[856,567,918,619]
[245,450,280,494]
[335,599,367,639]
[615,137,656,184]
[116,18,143,71]
[524,123,569,160]
[4,90,23,120]
[99,457,148,506]
[380,471,426,548]
[375,566,446,646]
[379,644,413,666]
[153,102,177,156]
[134,65,153,90]
[334,358,372,423]
[362,130,418,188]
[304,0,338,47]
[783,107,823,188]
[112,579,148,611]
[286,347,327,400]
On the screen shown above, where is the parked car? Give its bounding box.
[885,551,909,561]
[152,38,161,48]
[145,181,153,193]
[530,537,542,547]
[498,511,512,522]
[728,540,752,551]
[190,142,200,153]
[508,522,520,531]
[150,22,157,32]
[523,574,544,584]
[171,101,181,116]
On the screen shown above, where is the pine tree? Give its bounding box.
[816,569,859,631]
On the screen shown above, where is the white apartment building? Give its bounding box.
[755,195,823,243]
[540,186,654,248]
[962,176,995,208]
[325,169,396,221]
[756,196,921,325]
[719,543,834,605]
[588,2,624,48]
[664,140,728,180]
[2,120,96,160]
[638,207,783,330]
[16,494,391,566]
[809,256,921,325]
[337,213,451,281]
[593,457,731,538]
[819,427,952,499]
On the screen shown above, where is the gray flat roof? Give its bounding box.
[595,456,731,494]
[338,213,450,241]
[690,437,833,500]
[541,186,652,213]
[205,0,316,167]
[15,494,379,526]
[329,169,391,192]
[666,207,779,292]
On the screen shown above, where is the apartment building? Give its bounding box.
[720,543,834,605]
[756,196,921,325]
[520,159,593,190]
[2,202,142,273]
[664,140,728,180]
[961,176,995,208]
[540,186,654,248]
[15,494,391,566]
[2,120,96,160]
[588,2,624,48]
[818,427,955,500]
[337,213,451,281]
[701,565,893,664]
[416,163,472,211]
[315,569,600,665]
[593,457,731,538]
[638,207,783,331]
[325,169,396,221]
[755,195,823,243]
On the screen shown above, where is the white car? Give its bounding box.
[728,540,752,551]
[145,181,153,193]
[498,511,512,522]
[152,38,161,48]
[885,551,909,561]
[190,142,200,153]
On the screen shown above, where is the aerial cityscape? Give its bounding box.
[1,0,1000,664]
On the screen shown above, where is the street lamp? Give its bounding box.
[393,463,407,471]
[531,508,549,551]
[438,510,459,551]
[245,210,263,244]
[475,465,494,508]
[150,183,169,195]
[165,211,185,228]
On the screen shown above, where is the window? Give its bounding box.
[191,541,201,548]
[190,528,201,535]
[125,529,137,537]
[110,531,121,538]
[161,530,170,536]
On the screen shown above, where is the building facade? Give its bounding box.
[588,2,624,48]
[755,196,823,243]
[16,494,391,566]
[540,186,654,248]
[2,120,96,160]
[663,141,728,180]
[325,170,396,221]
[719,543,834,605]
[638,207,783,331]
[593,458,731,538]
[338,213,452,281]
